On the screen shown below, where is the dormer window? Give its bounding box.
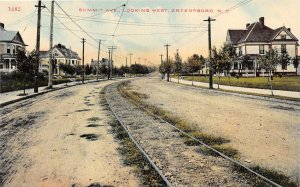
[54,53,58,57]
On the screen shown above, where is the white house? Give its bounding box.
[226,17,299,76]
[40,43,81,75]
[0,22,27,73]
[90,58,109,71]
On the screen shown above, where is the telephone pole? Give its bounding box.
[97,39,105,81]
[129,53,133,77]
[164,44,170,63]
[81,38,86,83]
[159,54,163,64]
[34,0,45,93]
[108,50,111,79]
[204,16,216,89]
[48,0,54,88]
[129,53,133,66]
[108,46,117,78]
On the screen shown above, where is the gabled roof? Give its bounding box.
[238,22,274,43]
[226,18,298,45]
[227,30,246,45]
[271,26,299,41]
[55,44,81,60]
[40,44,81,60]
[0,29,27,46]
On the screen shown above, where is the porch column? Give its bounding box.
[9,59,11,72]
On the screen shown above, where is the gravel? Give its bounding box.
[105,82,252,187]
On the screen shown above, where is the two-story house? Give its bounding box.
[0,22,27,73]
[90,58,109,73]
[40,43,81,75]
[226,17,299,76]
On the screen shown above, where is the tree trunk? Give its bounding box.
[177,72,180,83]
[167,72,170,82]
[192,72,194,86]
[218,73,220,89]
[23,78,26,95]
[268,70,274,96]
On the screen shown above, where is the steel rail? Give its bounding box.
[104,86,173,187]
[117,81,283,187]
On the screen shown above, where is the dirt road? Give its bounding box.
[129,76,300,179]
[0,80,139,187]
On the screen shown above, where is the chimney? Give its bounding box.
[0,22,4,29]
[287,28,291,32]
[259,17,264,28]
[246,23,250,28]
[58,43,62,48]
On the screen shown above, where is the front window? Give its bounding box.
[239,46,242,56]
[281,44,286,53]
[7,44,11,54]
[259,45,264,54]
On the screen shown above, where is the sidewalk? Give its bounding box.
[168,77,300,99]
[0,79,99,107]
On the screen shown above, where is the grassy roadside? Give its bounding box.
[169,78,300,102]
[99,87,166,187]
[118,81,298,187]
[172,75,300,92]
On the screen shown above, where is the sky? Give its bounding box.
[1,0,300,67]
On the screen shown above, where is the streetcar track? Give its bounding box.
[104,81,255,186]
[104,79,297,187]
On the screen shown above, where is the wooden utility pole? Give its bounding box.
[108,46,117,78]
[129,53,133,77]
[108,49,111,79]
[81,38,86,83]
[164,44,170,81]
[129,53,133,66]
[48,0,54,88]
[97,39,105,81]
[34,0,45,93]
[159,54,163,64]
[164,44,170,63]
[204,16,216,89]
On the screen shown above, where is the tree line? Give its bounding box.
[159,43,299,94]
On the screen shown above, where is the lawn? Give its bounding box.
[181,75,300,92]
[0,76,95,93]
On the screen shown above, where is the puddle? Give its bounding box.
[86,182,114,187]
[80,134,99,141]
[54,92,73,98]
[272,105,295,111]
[75,109,91,112]
[86,124,103,128]
[87,117,101,121]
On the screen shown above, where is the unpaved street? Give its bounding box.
[0,80,139,187]
[129,76,300,179]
